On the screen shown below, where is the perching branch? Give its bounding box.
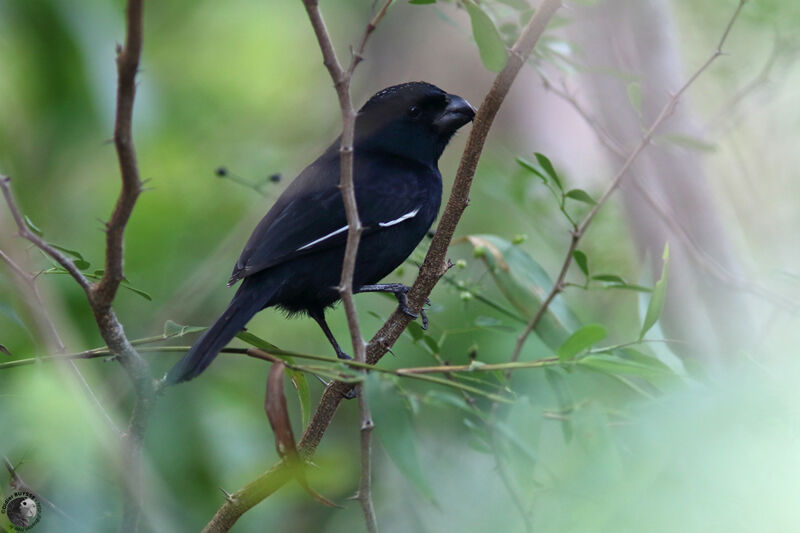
[509,0,749,365]
[201,1,562,531]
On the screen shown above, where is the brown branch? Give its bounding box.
[299,3,392,531]
[509,0,748,365]
[201,1,562,531]
[93,0,144,310]
[300,0,366,365]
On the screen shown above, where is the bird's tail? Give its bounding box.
[166,282,273,384]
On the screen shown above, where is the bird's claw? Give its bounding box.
[397,292,430,330]
[342,387,359,400]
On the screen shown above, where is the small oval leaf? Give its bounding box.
[516,157,548,184]
[565,188,596,205]
[640,243,670,339]
[557,323,607,362]
[534,152,562,191]
[572,250,589,277]
[464,0,508,72]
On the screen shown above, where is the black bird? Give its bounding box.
[167,82,474,384]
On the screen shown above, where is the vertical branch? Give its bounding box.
[94,0,144,309]
[300,2,392,532]
[357,397,378,533]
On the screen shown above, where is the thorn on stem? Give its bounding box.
[219,487,236,504]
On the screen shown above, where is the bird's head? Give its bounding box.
[354,82,475,165]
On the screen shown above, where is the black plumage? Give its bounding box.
[167,82,474,384]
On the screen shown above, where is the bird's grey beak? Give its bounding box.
[433,94,476,133]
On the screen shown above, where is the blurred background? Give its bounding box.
[1,0,800,531]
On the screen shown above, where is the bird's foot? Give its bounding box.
[395,288,430,330]
[342,387,359,400]
[356,283,431,330]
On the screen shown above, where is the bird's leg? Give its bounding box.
[308,309,358,399]
[308,308,351,360]
[356,283,429,330]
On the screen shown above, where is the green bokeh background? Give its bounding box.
[1,1,799,532]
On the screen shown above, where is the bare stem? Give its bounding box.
[509,0,747,365]
[357,395,378,533]
[94,0,144,310]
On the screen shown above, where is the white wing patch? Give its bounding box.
[295,207,420,252]
[297,225,349,251]
[378,207,420,228]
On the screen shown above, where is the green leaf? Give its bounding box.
[24,215,43,236]
[51,244,90,270]
[578,354,668,378]
[406,320,424,342]
[640,243,670,339]
[120,281,152,301]
[516,157,548,184]
[421,335,439,354]
[366,374,435,500]
[565,188,596,205]
[162,320,205,337]
[236,331,282,353]
[572,250,589,277]
[287,368,311,430]
[534,153,562,191]
[557,323,607,362]
[464,0,508,72]
[409,0,436,3]
[591,273,625,283]
[464,235,582,350]
[627,81,642,114]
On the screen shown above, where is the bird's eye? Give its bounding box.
[407,105,422,118]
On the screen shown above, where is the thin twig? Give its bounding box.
[509,0,748,365]
[357,396,377,533]
[201,2,562,530]
[0,177,92,293]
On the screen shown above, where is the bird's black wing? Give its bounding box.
[229,152,431,285]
